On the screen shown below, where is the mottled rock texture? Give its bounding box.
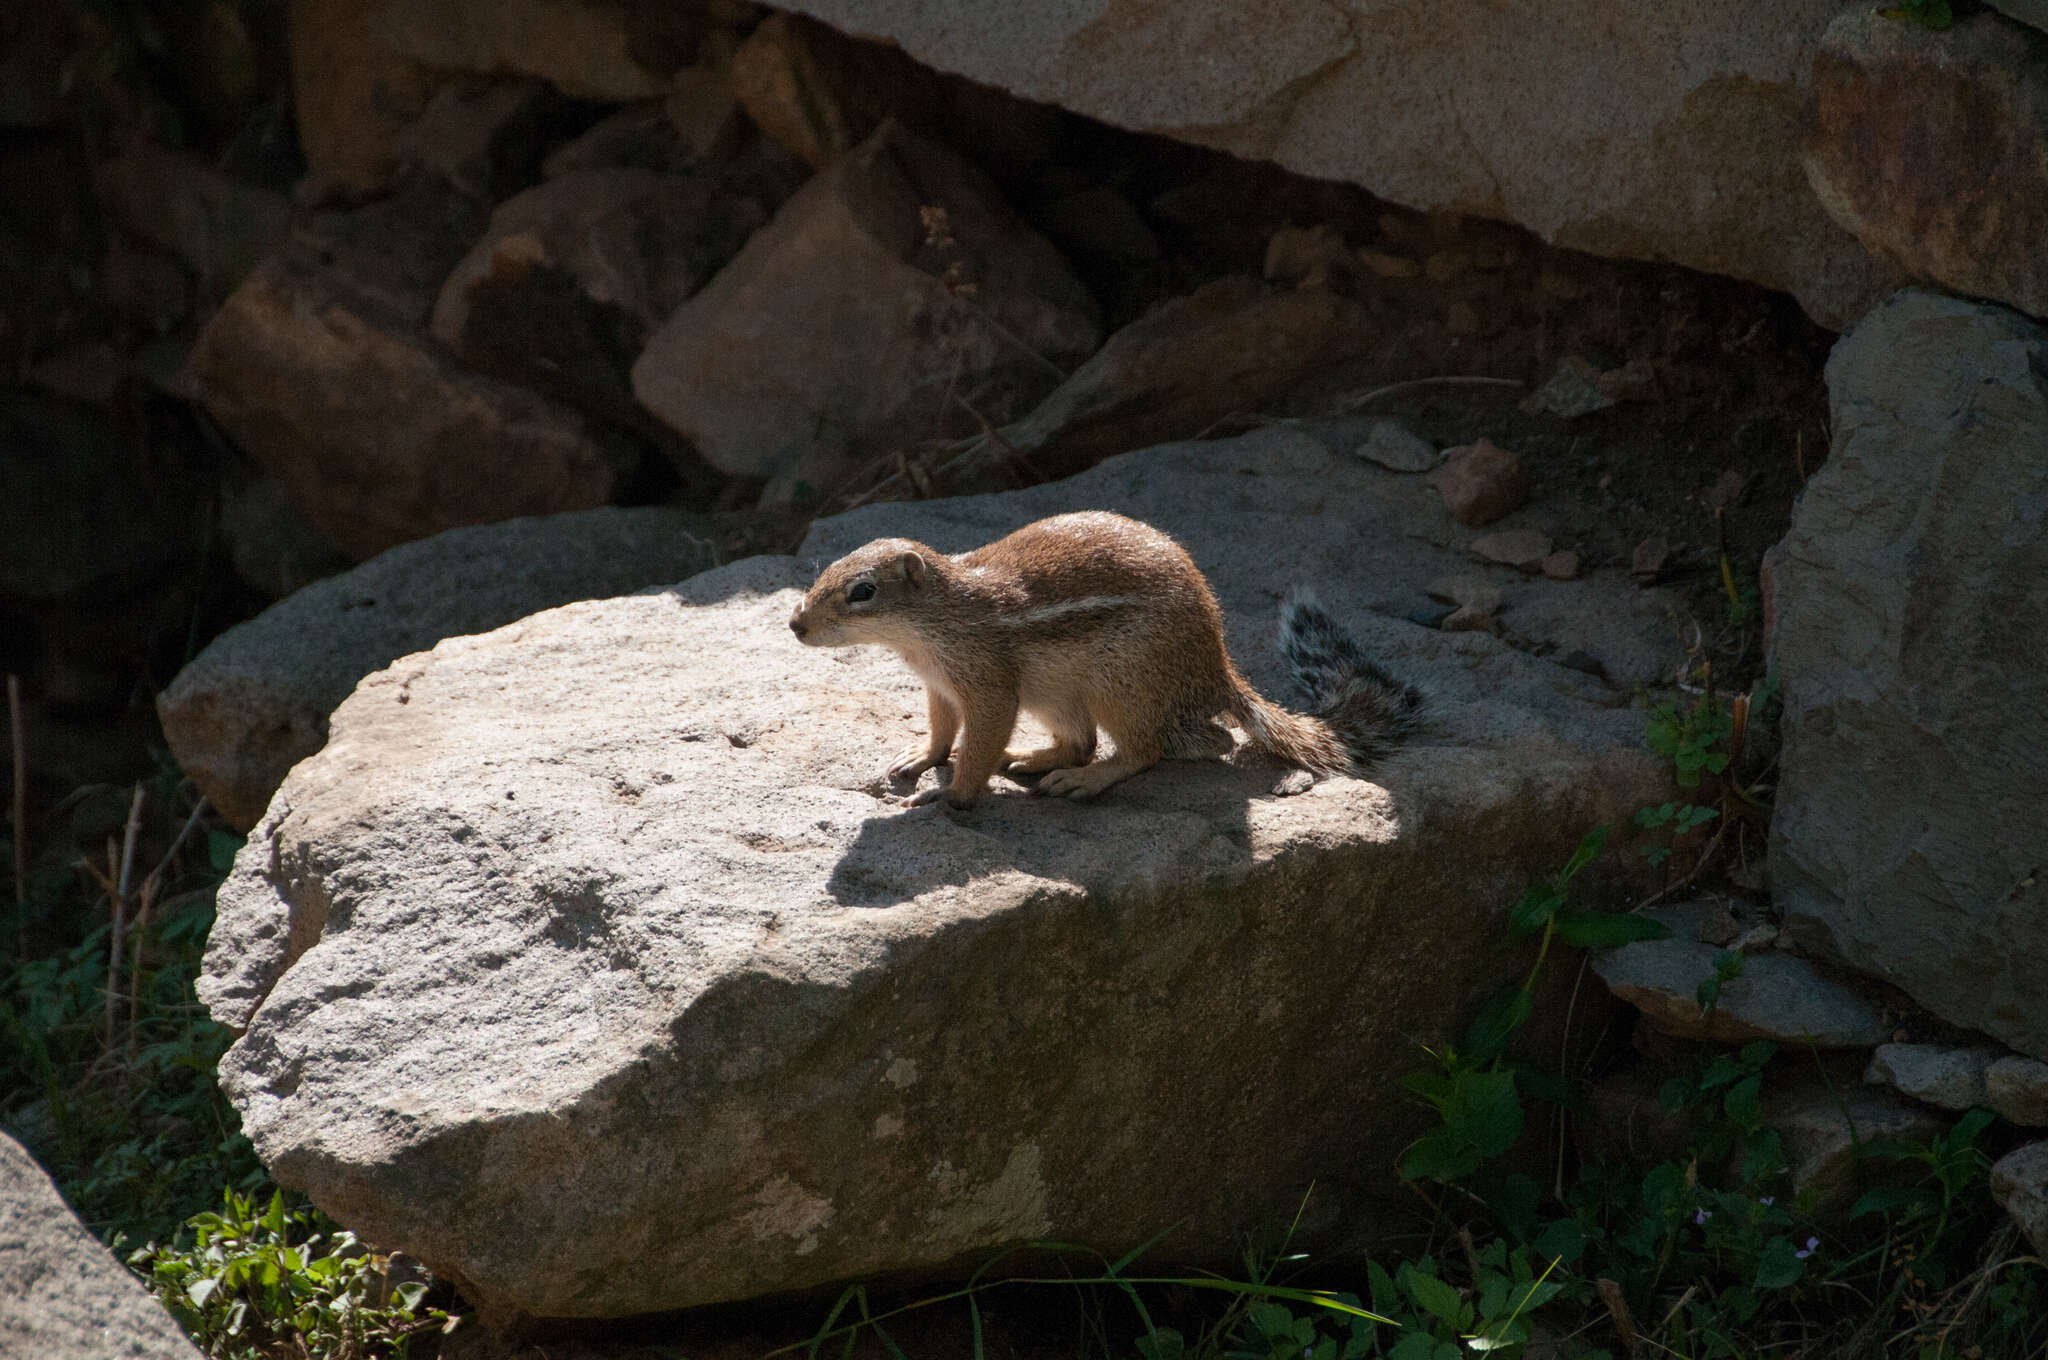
[768,0,1893,326]
[1767,290,2048,1059]
[0,1133,203,1359]
[1805,8,2048,321]
[159,507,717,831]
[200,428,1675,1321]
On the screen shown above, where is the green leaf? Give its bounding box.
[1724,1073,1764,1126]
[1366,1260,1400,1317]
[1387,1333,1456,1360]
[185,1276,219,1308]
[1753,1234,1807,1290]
[1556,825,1610,885]
[1552,911,1669,948]
[1463,987,1533,1065]
[207,830,247,874]
[1533,1218,1588,1264]
[1398,1266,1470,1329]
[1507,884,1564,936]
[1401,1128,1483,1183]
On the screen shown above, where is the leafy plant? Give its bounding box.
[130,1187,456,1359]
[1633,801,1718,867]
[1,768,263,1245]
[1694,948,1744,1017]
[1646,697,1732,788]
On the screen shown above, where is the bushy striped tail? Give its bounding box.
[1230,588,1423,774]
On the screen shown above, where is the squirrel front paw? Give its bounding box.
[886,743,949,782]
[903,784,980,810]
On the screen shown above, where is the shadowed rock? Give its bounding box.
[0,1133,203,1359]
[762,0,1893,326]
[631,119,1100,496]
[1767,290,2048,1059]
[1805,9,2048,322]
[200,427,1678,1321]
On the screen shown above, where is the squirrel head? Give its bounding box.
[790,538,940,648]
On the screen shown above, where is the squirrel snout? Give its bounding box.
[789,607,808,639]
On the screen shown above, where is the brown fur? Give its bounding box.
[789,511,1358,808]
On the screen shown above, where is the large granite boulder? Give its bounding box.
[158,507,718,832]
[199,425,1676,1322]
[766,0,1891,327]
[0,1133,203,1360]
[1767,290,2048,1058]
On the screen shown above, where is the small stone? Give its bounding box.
[1406,603,1456,629]
[1522,355,1618,419]
[1356,249,1418,279]
[1442,603,1498,633]
[1354,420,1439,473]
[1767,1081,1948,1212]
[1425,574,1504,612]
[1988,1056,2048,1126]
[1865,1043,2001,1111]
[1593,939,1890,1046]
[1429,438,1528,527]
[1991,1142,2048,1257]
[1631,535,1672,581]
[1540,550,1580,580]
[1470,529,1552,571]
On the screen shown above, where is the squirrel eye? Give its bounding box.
[847,581,877,603]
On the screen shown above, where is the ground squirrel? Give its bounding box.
[789,511,1422,807]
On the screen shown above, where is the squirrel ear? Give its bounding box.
[895,550,927,584]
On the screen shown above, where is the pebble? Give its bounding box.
[1354,420,1439,472]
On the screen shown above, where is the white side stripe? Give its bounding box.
[1008,595,1143,625]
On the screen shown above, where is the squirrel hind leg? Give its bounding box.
[1161,715,1234,760]
[1036,718,1164,801]
[1002,701,1097,776]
